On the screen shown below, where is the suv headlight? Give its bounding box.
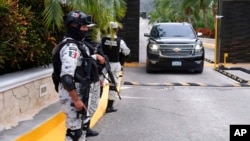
[148,43,160,54]
[194,42,203,54]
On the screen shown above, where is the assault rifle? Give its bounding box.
[74,72,90,117]
[82,40,121,100]
[71,58,92,140]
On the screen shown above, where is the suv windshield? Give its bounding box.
[150,24,196,38]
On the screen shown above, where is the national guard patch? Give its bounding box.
[69,50,77,58]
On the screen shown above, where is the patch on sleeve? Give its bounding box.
[69,50,77,58]
[69,47,77,51]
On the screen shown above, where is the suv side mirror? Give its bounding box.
[144,33,150,37]
[197,32,202,37]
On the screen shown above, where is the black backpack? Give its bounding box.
[51,39,81,92]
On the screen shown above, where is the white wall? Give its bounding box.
[0,65,58,131]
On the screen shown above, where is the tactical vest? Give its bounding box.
[52,39,99,92]
[101,37,121,62]
[83,40,105,74]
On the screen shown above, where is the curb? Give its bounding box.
[203,42,215,49]
[15,112,65,141]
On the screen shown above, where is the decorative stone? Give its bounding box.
[0,67,59,129]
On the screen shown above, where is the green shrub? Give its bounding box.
[0,0,61,75]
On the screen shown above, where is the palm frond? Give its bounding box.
[42,0,64,31]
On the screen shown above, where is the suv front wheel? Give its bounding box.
[193,62,204,73]
[146,58,154,73]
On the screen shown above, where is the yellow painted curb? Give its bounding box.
[124,62,144,67]
[89,83,109,128]
[15,112,65,141]
[203,43,215,49]
[90,70,123,127]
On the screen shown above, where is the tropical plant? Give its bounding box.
[42,0,127,41]
[149,0,218,37]
[0,0,54,74]
[0,0,127,75]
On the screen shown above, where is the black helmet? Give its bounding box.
[63,11,94,27]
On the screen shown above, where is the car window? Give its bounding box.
[150,26,160,37]
[153,24,196,38]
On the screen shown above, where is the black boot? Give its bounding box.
[86,128,99,137]
[86,121,99,137]
[106,100,117,113]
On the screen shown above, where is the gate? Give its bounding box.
[218,0,250,63]
[119,0,140,62]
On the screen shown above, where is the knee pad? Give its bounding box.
[66,129,82,141]
[61,75,76,91]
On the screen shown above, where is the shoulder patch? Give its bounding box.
[69,50,77,58]
[69,47,77,51]
[104,40,118,46]
[69,46,77,51]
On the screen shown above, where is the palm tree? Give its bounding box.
[150,0,184,23]
[181,0,199,24]
[150,0,218,27]
[198,0,213,27]
[43,0,64,31]
[150,0,198,24]
[211,0,218,17]
[42,0,127,40]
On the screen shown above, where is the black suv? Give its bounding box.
[144,22,205,73]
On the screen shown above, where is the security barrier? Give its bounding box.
[124,81,250,87]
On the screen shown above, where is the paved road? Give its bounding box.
[88,65,250,141]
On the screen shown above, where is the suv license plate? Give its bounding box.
[172,61,182,66]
